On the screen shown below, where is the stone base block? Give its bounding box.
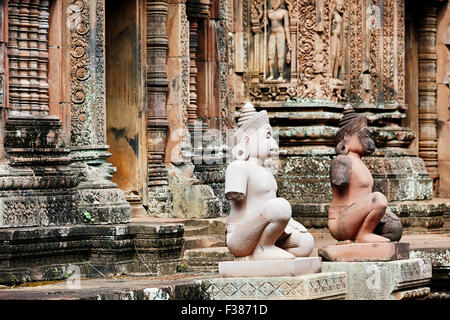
[218,257,321,278]
[0,223,185,285]
[411,248,450,294]
[321,258,432,300]
[319,242,410,262]
[201,272,347,300]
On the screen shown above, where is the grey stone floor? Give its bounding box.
[0,229,448,300]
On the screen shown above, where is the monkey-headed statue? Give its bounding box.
[328,104,403,244]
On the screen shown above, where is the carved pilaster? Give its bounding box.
[69,0,108,152]
[146,0,172,215]
[0,0,79,228]
[418,5,439,184]
[188,18,199,127]
[68,0,131,224]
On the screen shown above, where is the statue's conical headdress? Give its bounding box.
[233,102,270,143]
[335,104,368,143]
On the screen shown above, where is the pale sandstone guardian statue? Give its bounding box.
[265,0,291,82]
[328,104,403,243]
[225,103,314,261]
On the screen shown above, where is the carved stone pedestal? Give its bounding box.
[0,115,81,227]
[201,272,347,300]
[319,243,410,262]
[322,258,432,300]
[219,257,322,278]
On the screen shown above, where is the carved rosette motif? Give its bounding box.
[69,0,93,147]
[68,0,106,148]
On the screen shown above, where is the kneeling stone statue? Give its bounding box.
[225,102,314,261]
[328,104,403,243]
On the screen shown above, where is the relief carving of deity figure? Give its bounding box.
[330,0,345,84]
[265,0,292,82]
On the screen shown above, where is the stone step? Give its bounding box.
[183,235,226,250]
[183,247,234,273]
[180,219,211,228]
[183,225,210,237]
[207,217,227,235]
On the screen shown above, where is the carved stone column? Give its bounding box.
[68,0,131,224]
[418,5,439,187]
[0,0,81,227]
[146,0,173,215]
[186,0,213,161]
[188,17,199,127]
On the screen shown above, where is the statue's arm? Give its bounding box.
[225,161,248,201]
[283,10,291,47]
[330,155,351,187]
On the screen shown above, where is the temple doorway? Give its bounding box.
[105,0,148,217]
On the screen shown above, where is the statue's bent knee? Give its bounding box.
[297,231,314,256]
[264,198,292,223]
[372,192,388,211]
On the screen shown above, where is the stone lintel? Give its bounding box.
[218,257,321,278]
[322,258,432,300]
[202,272,347,300]
[319,242,410,262]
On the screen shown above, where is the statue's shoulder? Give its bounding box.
[332,154,351,166]
[226,160,249,172]
[330,155,351,187]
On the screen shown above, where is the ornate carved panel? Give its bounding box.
[68,0,106,149]
[248,0,347,102]
[245,0,407,105]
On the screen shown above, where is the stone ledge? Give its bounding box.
[218,257,321,278]
[410,248,450,292]
[200,272,347,300]
[0,223,185,285]
[322,258,432,300]
[319,242,410,262]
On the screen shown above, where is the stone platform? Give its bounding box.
[202,272,347,300]
[0,223,185,285]
[319,242,410,262]
[0,272,347,300]
[218,257,321,278]
[322,258,432,300]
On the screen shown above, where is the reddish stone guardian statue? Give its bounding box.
[328,104,403,243]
